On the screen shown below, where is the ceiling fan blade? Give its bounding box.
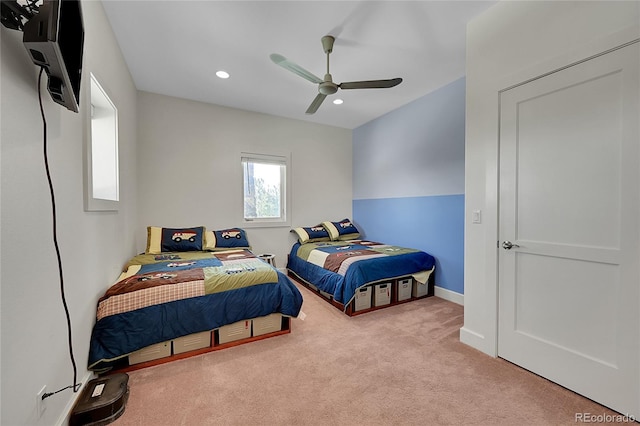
[339,78,403,90]
[270,54,323,84]
[305,93,327,115]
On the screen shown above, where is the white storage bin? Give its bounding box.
[396,278,413,301]
[319,289,332,299]
[412,280,428,298]
[354,286,372,311]
[218,320,252,344]
[173,331,212,354]
[129,340,171,365]
[373,282,391,306]
[253,313,282,336]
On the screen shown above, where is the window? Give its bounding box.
[241,153,289,226]
[84,73,119,211]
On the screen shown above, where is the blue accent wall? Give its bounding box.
[353,78,465,294]
[353,195,464,294]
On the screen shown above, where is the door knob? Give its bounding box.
[502,241,520,250]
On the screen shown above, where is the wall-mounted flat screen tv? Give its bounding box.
[23,0,84,113]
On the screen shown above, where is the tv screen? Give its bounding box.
[23,0,84,113]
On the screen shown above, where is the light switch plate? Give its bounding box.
[472,210,482,224]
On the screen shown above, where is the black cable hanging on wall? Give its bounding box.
[37,67,81,400]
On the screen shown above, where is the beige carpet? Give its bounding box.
[113,282,619,425]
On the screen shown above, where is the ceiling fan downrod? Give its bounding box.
[319,35,337,95]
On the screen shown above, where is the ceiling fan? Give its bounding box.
[270,35,403,115]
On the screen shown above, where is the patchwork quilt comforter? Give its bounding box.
[89,250,302,371]
[287,240,435,307]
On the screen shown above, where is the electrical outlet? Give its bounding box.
[36,386,47,417]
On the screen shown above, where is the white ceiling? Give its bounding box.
[101,0,496,129]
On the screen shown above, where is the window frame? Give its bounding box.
[84,72,119,212]
[240,151,291,228]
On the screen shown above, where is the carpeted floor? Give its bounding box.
[113,282,620,425]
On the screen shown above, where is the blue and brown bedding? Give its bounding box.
[89,249,302,371]
[287,240,435,307]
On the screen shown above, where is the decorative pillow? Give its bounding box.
[291,225,331,244]
[204,228,251,250]
[146,226,205,254]
[322,219,360,241]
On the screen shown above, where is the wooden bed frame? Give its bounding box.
[288,271,435,316]
[99,316,291,375]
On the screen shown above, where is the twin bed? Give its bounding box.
[88,221,436,372]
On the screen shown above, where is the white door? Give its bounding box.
[498,41,639,417]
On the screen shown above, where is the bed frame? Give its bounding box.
[288,271,435,316]
[99,316,291,375]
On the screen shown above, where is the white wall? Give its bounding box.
[136,91,352,267]
[0,1,138,424]
[462,1,639,355]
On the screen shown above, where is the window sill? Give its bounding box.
[241,220,291,229]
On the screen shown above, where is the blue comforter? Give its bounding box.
[286,240,435,306]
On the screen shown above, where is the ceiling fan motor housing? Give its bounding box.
[319,74,338,95]
[319,82,338,95]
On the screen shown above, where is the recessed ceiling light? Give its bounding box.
[216,70,230,79]
[333,98,343,105]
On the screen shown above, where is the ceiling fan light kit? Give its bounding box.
[270,35,403,114]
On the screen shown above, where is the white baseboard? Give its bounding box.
[460,327,497,357]
[434,285,464,305]
[459,326,484,346]
[56,371,95,426]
